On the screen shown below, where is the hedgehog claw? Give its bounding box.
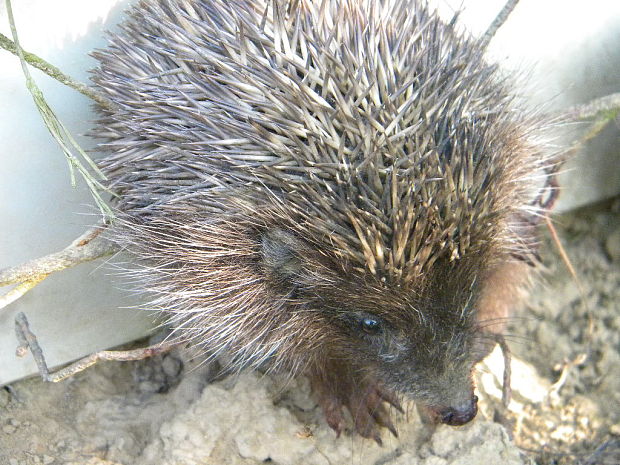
[323,399,346,437]
[309,364,401,442]
[387,422,398,438]
[371,407,398,438]
[377,386,404,414]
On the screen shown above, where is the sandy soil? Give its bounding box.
[0,198,619,465]
[506,198,620,465]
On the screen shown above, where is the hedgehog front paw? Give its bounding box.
[310,366,403,444]
[345,382,403,444]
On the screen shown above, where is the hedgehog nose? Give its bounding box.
[438,395,478,426]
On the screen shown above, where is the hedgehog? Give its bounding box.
[91,0,552,441]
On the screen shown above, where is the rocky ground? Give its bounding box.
[0,198,619,465]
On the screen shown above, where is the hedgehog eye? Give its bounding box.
[361,317,381,334]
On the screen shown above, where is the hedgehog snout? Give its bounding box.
[440,395,479,426]
[429,395,479,426]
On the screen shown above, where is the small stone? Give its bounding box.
[0,388,10,408]
[605,228,620,261]
[43,456,54,465]
[2,425,16,434]
[162,355,183,379]
[420,457,448,465]
[9,459,19,465]
[138,380,159,393]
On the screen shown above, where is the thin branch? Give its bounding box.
[544,218,593,396]
[15,312,178,383]
[491,334,514,439]
[493,334,512,409]
[0,31,113,110]
[552,92,620,165]
[0,225,118,309]
[548,353,587,398]
[583,440,620,465]
[480,0,520,49]
[563,92,620,121]
[0,275,47,309]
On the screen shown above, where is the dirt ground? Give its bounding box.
[0,198,619,465]
[505,197,620,465]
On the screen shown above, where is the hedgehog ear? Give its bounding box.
[261,228,305,285]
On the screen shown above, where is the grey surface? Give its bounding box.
[486,0,620,212]
[0,0,152,386]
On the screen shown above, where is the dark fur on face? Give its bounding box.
[261,226,492,415]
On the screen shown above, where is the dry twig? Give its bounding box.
[0,31,113,110]
[491,334,515,438]
[559,92,620,163]
[549,353,588,398]
[564,92,620,121]
[0,225,117,310]
[480,0,520,49]
[493,334,512,409]
[15,312,178,382]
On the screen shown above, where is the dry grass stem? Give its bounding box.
[3,0,115,219]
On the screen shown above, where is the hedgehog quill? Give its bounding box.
[92,0,554,441]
